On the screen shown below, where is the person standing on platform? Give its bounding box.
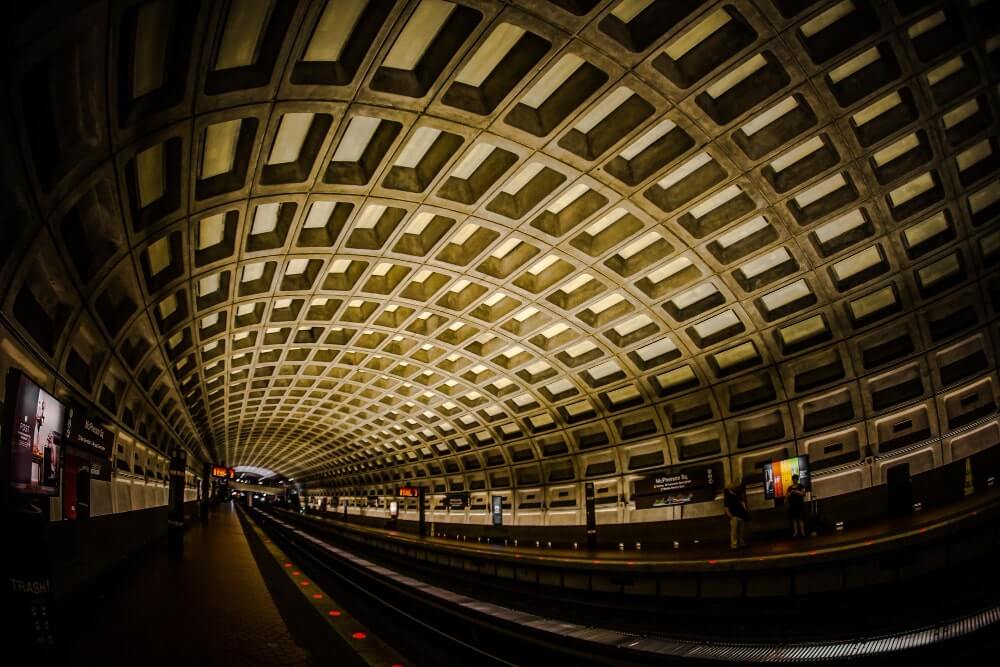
[724,480,750,550]
[787,474,808,537]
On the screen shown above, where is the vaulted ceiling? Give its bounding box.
[1,0,997,492]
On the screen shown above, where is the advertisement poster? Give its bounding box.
[7,373,67,496]
[762,455,811,500]
[633,463,722,509]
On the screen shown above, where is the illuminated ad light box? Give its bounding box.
[762,455,811,500]
[5,369,68,496]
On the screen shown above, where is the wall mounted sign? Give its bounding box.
[491,495,503,527]
[633,462,722,509]
[446,492,469,510]
[64,406,115,459]
[584,482,597,549]
[65,445,111,483]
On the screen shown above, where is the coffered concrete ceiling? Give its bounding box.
[1,0,997,494]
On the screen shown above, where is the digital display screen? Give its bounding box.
[6,371,67,496]
[211,466,234,479]
[762,455,811,500]
[397,486,421,497]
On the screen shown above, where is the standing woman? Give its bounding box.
[787,474,807,537]
[724,480,750,550]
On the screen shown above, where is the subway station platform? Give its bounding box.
[47,492,1000,666]
[63,503,406,667]
[291,485,1000,570]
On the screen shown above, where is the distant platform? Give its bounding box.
[286,484,1000,574]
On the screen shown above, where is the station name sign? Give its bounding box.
[211,466,235,479]
[64,406,115,458]
[396,486,421,498]
[446,492,469,510]
[633,462,722,509]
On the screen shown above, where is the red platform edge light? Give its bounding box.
[292,571,301,576]
[284,562,292,567]
[352,632,367,640]
[328,610,342,617]
[312,593,322,599]
[301,580,311,586]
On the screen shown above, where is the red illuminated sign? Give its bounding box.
[396,486,421,498]
[211,466,234,479]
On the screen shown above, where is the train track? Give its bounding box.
[248,505,1000,664]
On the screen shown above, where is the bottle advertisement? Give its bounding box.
[8,372,66,496]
